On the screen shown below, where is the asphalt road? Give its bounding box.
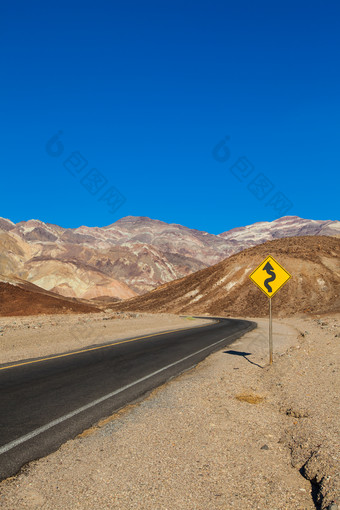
[0,317,256,480]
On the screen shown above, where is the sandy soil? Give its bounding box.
[0,314,339,509]
[0,313,211,365]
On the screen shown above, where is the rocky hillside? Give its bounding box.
[219,216,340,247]
[111,236,340,317]
[0,275,99,317]
[0,215,339,300]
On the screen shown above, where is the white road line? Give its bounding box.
[0,333,235,456]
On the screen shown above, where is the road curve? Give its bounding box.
[0,317,256,480]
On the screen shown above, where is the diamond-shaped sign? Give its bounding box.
[249,255,291,298]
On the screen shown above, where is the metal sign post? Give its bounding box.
[269,298,273,364]
[249,255,291,365]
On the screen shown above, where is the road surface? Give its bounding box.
[0,317,256,480]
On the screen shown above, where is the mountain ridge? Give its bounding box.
[0,215,339,300]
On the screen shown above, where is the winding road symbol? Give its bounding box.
[249,255,291,298]
[263,261,276,293]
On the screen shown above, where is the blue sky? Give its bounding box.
[1,1,339,234]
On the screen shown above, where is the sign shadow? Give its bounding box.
[223,350,264,369]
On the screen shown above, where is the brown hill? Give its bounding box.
[0,275,100,317]
[110,236,340,317]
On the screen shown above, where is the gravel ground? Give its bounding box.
[0,314,339,509]
[0,313,210,365]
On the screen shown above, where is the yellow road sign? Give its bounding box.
[249,255,291,298]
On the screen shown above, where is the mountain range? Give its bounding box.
[0,215,339,300]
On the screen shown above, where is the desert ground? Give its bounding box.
[0,313,211,365]
[0,312,338,509]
